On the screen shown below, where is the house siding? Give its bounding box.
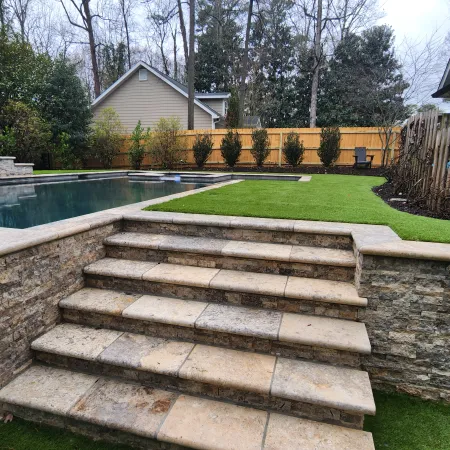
[200,99,225,116]
[92,70,213,132]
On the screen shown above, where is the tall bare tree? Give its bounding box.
[118,0,133,69]
[177,0,189,69]
[187,0,195,129]
[60,0,102,97]
[9,0,33,40]
[238,0,254,128]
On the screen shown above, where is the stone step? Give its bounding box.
[0,365,375,450]
[84,258,367,317]
[104,232,356,281]
[31,324,375,427]
[60,288,371,367]
[123,212,355,250]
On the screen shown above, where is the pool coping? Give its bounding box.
[0,174,449,262]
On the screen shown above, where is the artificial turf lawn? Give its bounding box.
[365,391,450,450]
[145,175,450,243]
[0,391,448,450]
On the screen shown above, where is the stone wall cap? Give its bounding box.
[360,240,450,262]
[14,163,34,166]
[0,156,16,160]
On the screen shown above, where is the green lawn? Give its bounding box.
[1,391,448,449]
[365,391,450,450]
[145,175,450,243]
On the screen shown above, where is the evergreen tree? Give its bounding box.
[248,0,296,127]
[195,0,242,92]
[319,25,409,126]
[39,57,92,151]
[225,87,239,127]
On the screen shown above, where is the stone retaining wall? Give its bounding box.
[0,222,121,388]
[0,157,33,177]
[356,253,450,402]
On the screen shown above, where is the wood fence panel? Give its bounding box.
[85,126,400,169]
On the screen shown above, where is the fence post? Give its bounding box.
[278,132,283,167]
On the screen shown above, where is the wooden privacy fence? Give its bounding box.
[394,111,450,214]
[86,127,400,169]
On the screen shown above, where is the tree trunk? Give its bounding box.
[309,0,322,128]
[187,0,195,130]
[177,0,189,71]
[238,0,253,128]
[173,27,178,79]
[120,0,132,69]
[82,0,101,98]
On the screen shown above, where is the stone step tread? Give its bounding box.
[60,288,372,354]
[84,258,367,307]
[0,365,375,450]
[31,323,376,415]
[104,232,357,267]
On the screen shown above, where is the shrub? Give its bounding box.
[53,132,82,169]
[318,126,341,167]
[0,101,52,163]
[250,128,270,167]
[149,117,186,169]
[90,107,125,169]
[129,120,150,169]
[193,133,213,168]
[220,130,242,168]
[282,132,305,167]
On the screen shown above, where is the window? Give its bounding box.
[224,100,228,116]
[139,69,148,81]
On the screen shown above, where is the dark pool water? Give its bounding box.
[0,178,206,229]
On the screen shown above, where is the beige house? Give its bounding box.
[92,61,230,131]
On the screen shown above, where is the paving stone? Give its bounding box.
[143,263,220,287]
[210,270,288,296]
[31,324,122,361]
[159,235,228,254]
[264,413,375,450]
[271,359,376,415]
[123,295,208,327]
[98,332,194,376]
[278,313,371,354]
[195,303,282,339]
[179,345,275,394]
[84,258,158,280]
[222,241,292,261]
[289,246,356,267]
[60,288,139,316]
[158,395,267,450]
[284,276,367,306]
[104,232,168,249]
[70,378,177,438]
[229,217,295,231]
[0,365,98,415]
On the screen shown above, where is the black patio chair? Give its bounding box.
[353,147,374,169]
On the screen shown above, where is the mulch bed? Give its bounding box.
[373,182,450,220]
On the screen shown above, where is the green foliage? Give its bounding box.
[0,101,52,163]
[39,57,92,162]
[282,132,304,167]
[90,107,125,169]
[225,88,239,128]
[193,133,213,168]
[0,29,52,110]
[52,132,82,169]
[250,129,270,167]
[195,0,242,92]
[318,127,341,167]
[99,42,128,90]
[220,129,242,168]
[149,117,186,169]
[128,121,150,169]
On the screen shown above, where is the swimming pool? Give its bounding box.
[0,177,206,229]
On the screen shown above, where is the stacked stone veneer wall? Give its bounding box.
[0,157,34,177]
[0,222,121,388]
[356,252,450,402]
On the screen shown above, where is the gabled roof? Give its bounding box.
[432,58,450,98]
[91,61,222,118]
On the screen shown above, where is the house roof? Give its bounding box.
[432,58,450,98]
[91,61,223,119]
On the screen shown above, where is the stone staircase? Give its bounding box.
[0,214,376,449]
